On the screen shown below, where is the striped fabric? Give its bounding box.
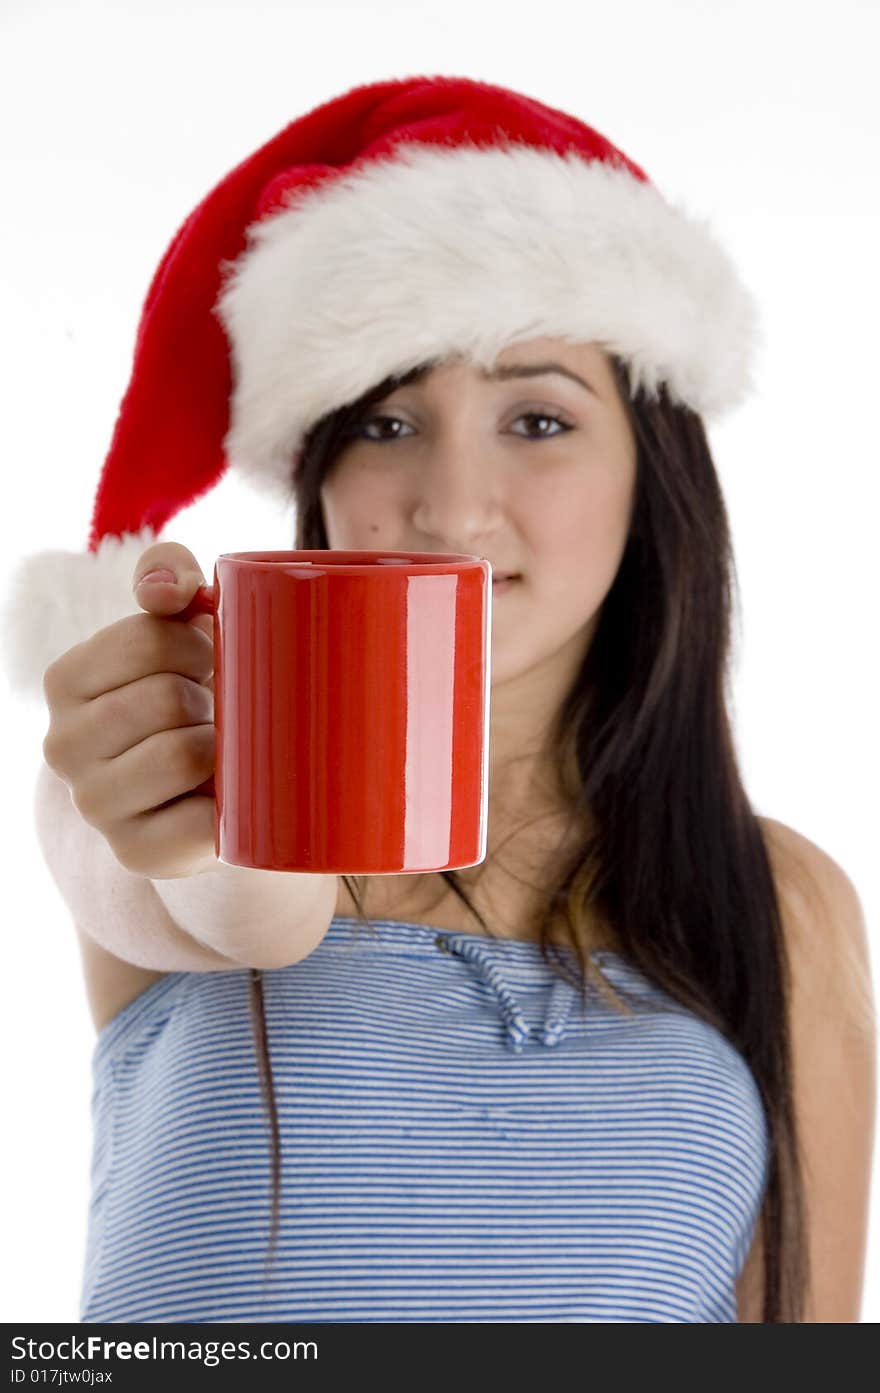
[80,916,769,1323]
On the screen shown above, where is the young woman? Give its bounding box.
[12,74,875,1324]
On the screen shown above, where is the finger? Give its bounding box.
[73,723,216,827]
[52,611,214,706]
[133,543,208,618]
[110,793,217,880]
[75,669,215,764]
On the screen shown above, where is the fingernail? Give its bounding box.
[137,568,176,588]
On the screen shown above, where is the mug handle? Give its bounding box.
[173,583,216,623]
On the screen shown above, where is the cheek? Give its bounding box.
[525,466,634,599]
[319,473,394,546]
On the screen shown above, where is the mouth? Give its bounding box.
[491,573,520,592]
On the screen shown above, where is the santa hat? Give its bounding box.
[1,72,760,702]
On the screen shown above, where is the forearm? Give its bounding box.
[33,760,336,971]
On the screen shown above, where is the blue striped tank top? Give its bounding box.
[80,916,769,1323]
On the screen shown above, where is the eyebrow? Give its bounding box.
[478,361,599,399]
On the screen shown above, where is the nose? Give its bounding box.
[410,438,503,541]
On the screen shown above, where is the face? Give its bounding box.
[319,336,638,694]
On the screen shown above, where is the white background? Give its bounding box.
[1,0,877,1323]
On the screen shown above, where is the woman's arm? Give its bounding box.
[757,817,877,1322]
[33,758,338,971]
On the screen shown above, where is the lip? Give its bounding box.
[491,574,520,593]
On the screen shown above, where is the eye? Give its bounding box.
[346,408,574,443]
[349,413,414,441]
[510,411,573,439]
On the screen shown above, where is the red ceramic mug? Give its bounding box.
[174,550,492,874]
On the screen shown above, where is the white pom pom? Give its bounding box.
[0,526,164,703]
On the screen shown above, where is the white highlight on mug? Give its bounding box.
[403,573,458,869]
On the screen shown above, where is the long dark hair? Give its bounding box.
[248,351,810,1321]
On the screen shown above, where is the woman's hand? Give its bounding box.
[40,542,218,880]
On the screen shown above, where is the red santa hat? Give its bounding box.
[1,72,760,701]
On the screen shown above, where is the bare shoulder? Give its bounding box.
[756,812,851,896]
[756,814,875,1034]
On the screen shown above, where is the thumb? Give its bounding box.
[133,547,207,618]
